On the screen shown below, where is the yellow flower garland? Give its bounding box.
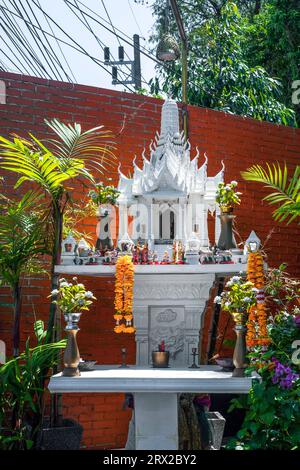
[246,251,271,348]
[114,255,135,334]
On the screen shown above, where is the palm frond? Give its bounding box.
[44,118,116,177]
[0,136,73,199]
[241,163,300,224]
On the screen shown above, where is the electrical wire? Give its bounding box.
[99,0,148,86]
[0,5,48,77]
[27,0,137,93]
[65,0,133,88]
[8,0,60,80]
[0,15,45,77]
[2,0,48,75]
[73,0,159,63]
[127,0,145,39]
[23,0,72,82]
[36,0,77,83]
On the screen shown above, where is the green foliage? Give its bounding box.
[149,1,296,126]
[215,181,242,208]
[0,321,66,450]
[49,277,96,314]
[0,119,115,341]
[244,0,300,123]
[0,191,49,288]
[241,163,300,224]
[227,369,300,449]
[89,180,120,206]
[0,191,50,355]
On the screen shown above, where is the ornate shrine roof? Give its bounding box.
[118,99,223,202]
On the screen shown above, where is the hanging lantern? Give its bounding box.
[156,33,180,62]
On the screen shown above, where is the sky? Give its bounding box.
[0,0,157,93]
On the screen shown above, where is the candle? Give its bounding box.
[159,340,165,352]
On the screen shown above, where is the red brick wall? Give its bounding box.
[0,72,299,449]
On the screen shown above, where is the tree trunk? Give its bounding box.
[46,204,63,342]
[12,282,21,357]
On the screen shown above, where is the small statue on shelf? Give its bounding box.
[177,240,184,264]
[142,242,149,264]
[152,251,158,264]
[172,240,177,263]
[162,250,170,264]
[132,245,138,264]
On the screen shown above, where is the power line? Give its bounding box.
[23,0,72,82]
[28,0,137,93]
[0,5,48,77]
[65,0,162,67]
[36,0,77,83]
[8,0,61,80]
[0,14,45,77]
[127,0,144,39]
[2,0,48,74]
[73,0,158,61]
[65,0,133,89]
[99,0,147,86]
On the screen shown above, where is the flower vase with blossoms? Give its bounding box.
[214,275,257,377]
[50,277,96,377]
[216,181,242,250]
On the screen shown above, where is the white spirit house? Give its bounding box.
[117,99,225,255]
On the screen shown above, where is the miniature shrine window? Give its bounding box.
[159,207,175,241]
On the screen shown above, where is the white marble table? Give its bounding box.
[48,365,257,450]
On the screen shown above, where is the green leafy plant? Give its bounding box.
[88,180,120,207]
[215,181,242,210]
[49,277,96,314]
[226,266,300,450]
[241,163,300,224]
[0,191,49,356]
[0,321,66,450]
[149,1,296,126]
[0,119,115,342]
[214,275,257,323]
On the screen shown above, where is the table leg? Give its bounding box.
[134,393,178,450]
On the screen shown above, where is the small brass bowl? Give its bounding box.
[152,351,170,368]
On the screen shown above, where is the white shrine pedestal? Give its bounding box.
[48,365,257,450]
[52,263,249,449]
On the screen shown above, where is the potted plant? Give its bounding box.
[89,180,120,252]
[50,277,96,377]
[0,320,70,450]
[215,181,242,250]
[214,276,257,376]
[89,180,120,216]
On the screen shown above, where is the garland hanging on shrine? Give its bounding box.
[246,251,271,348]
[114,255,136,334]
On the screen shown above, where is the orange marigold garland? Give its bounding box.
[114,255,136,334]
[246,251,271,348]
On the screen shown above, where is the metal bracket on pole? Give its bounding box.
[104,34,142,91]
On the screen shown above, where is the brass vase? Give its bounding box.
[232,324,247,377]
[152,351,170,368]
[217,213,237,251]
[62,313,82,377]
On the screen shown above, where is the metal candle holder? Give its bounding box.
[119,347,129,368]
[189,347,200,369]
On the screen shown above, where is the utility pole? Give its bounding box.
[104,34,142,91]
[169,0,188,139]
[133,34,142,90]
